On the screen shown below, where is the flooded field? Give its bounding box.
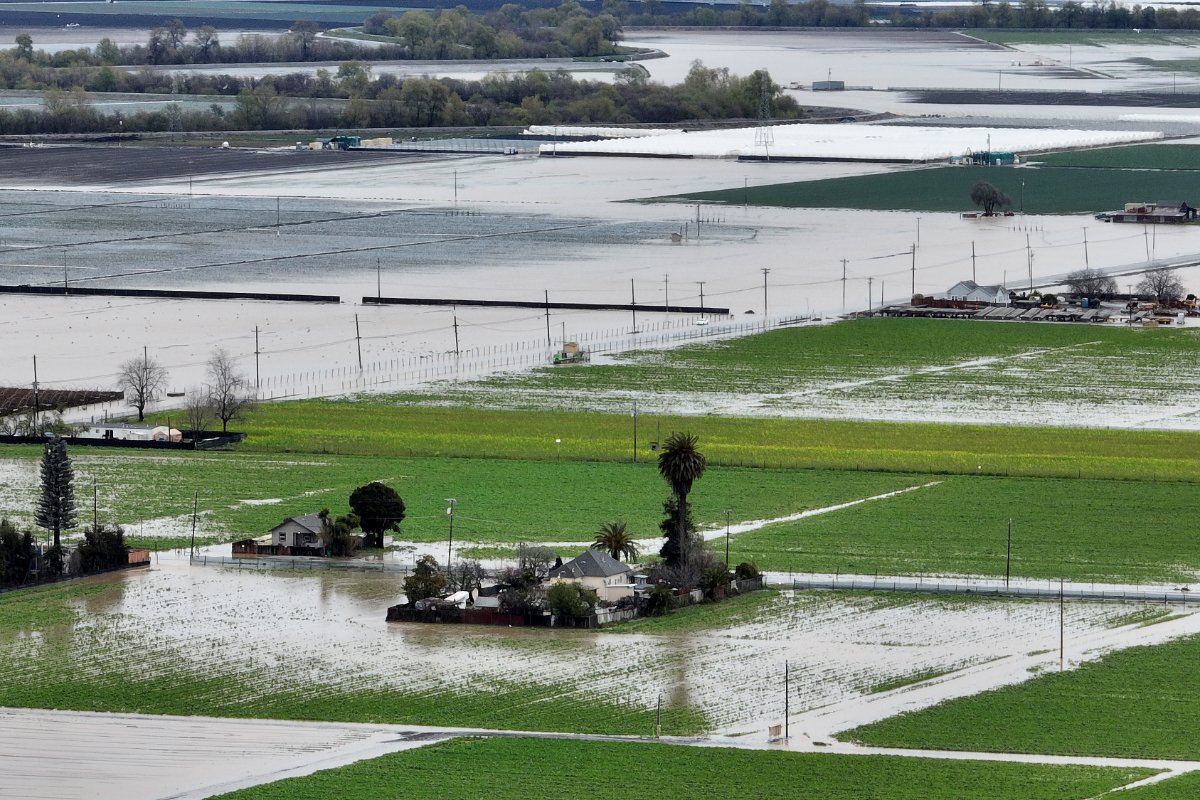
[3,560,1194,739]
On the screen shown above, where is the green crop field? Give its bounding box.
[210,737,1156,800]
[847,633,1200,760]
[1037,144,1200,169]
[662,165,1200,214]
[413,317,1200,417]
[0,446,917,545]
[726,473,1200,582]
[205,318,1200,482]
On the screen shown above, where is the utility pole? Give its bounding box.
[841,258,848,310]
[971,241,977,283]
[452,307,460,356]
[276,197,281,230]
[354,314,362,370]
[784,660,790,740]
[254,326,261,389]
[453,170,458,206]
[631,401,638,463]
[1026,234,1034,291]
[544,290,551,347]
[696,281,706,318]
[190,491,198,559]
[93,477,98,534]
[631,279,639,333]
[1059,577,1065,671]
[445,498,456,567]
[376,257,381,299]
[724,508,732,569]
[1005,518,1012,588]
[867,277,873,315]
[664,273,670,315]
[910,243,916,295]
[32,354,39,435]
[761,268,770,317]
[1083,228,1089,268]
[696,203,701,239]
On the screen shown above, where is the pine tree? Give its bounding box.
[35,436,76,571]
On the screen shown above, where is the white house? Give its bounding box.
[549,549,636,603]
[945,280,1010,305]
[268,514,324,549]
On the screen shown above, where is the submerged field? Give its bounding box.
[670,165,1200,214]
[386,317,1200,432]
[210,737,1157,800]
[0,576,1157,737]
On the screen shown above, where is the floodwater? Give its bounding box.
[16,558,1196,739]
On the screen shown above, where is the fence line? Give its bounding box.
[782,574,1200,604]
[191,554,411,574]
[245,313,810,405]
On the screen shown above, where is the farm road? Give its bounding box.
[3,705,1198,799]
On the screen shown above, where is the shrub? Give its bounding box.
[734,562,760,580]
[547,582,597,618]
[645,584,675,616]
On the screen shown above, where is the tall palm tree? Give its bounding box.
[593,520,639,562]
[657,431,706,567]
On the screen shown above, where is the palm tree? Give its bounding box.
[657,431,706,567]
[593,520,639,562]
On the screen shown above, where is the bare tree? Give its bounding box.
[448,559,487,593]
[1137,268,1186,305]
[290,20,321,59]
[183,389,214,435]
[116,353,168,421]
[1063,267,1118,299]
[206,348,253,432]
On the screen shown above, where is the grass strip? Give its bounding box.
[209,736,1156,800]
[847,633,1200,760]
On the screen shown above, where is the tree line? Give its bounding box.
[8,1,621,71]
[0,61,798,134]
[625,0,1198,32]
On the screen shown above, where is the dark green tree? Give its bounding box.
[657,432,706,568]
[317,509,361,557]
[592,520,639,562]
[0,518,35,586]
[35,436,76,573]
[348,482,406,549]
[77,524,128,574]
[403,554,447,605]
[547,581,597,618]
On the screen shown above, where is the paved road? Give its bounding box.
[3,707,1199,799]
[0,709,447,800]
